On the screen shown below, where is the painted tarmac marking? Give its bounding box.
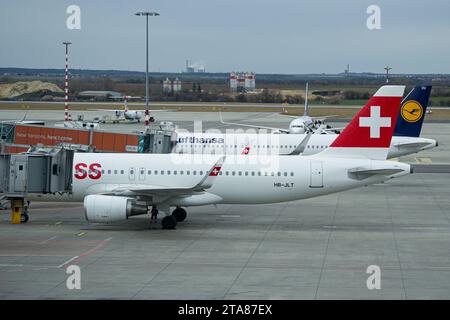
[61,237,113,268]
[39,236,57,244]
[58,256,79,269]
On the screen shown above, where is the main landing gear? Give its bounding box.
[151,206,188,230]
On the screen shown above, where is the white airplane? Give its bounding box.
[174,131,437,159]
[219,83,337,134]
[90,96,168,123]
[31,85,411,230]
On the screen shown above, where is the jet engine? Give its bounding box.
[84,195,148,223]
[288,118,307,134]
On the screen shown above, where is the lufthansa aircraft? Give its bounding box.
[219,83,337,134]
[32,85,412,229]
[175,86,436,158]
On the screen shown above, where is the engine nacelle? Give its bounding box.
[84,195,148,223]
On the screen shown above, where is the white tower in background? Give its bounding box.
[173,78,182,93]
[163,78,172,93]
[230,72,237,92]
[245,72,255,92]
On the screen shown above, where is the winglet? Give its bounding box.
[195,156,226,190]
[287,133,312,155]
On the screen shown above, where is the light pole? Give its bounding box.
[135,11,160,130]
[384,65,392,84]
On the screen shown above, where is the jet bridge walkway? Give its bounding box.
[0,147,74,224]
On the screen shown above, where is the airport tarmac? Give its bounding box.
[0,109,450,299]
[1,173,450,299]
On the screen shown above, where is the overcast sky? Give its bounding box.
[1,0,449,74]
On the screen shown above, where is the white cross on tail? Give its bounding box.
[359,106,391,138]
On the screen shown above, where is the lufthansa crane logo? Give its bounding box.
[401,101,423,123]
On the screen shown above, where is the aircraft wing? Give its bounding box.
[103,156,226,197]
[123,109,173,112]
[311,115,339,121]
[88,109,122,113]
[219,111,289,133]
[88,109,172,113]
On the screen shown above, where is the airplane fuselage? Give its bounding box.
[174,132,437,158]
[67,153,410,206]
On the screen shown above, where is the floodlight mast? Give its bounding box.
[135,11,160,130]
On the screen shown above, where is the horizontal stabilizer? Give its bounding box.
[348,167,404,176]
[394,141,432,149]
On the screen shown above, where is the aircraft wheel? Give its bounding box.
[21,213,29,223]
[150,117,155,123]
[172,207,187,222]
[162,215,177,230]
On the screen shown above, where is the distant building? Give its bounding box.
[78,90,123,100]
[185,59,205,73]
[230,72,255,92]
[163,78,182,94]
[163,78,172,93]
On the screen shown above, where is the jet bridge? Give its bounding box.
[0,147,74,223]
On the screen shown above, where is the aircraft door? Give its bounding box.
[309,160,323,188]
[13,159,27,192]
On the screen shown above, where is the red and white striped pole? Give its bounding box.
[145,109,150,127]
[63,41,72,121]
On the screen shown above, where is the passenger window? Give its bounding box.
[284,172,287,176]
[238,171,242,176]
[174,171,177,175]
[154,170,158,175]
[226,171,229,176]
[245,172,248,176]
[290,172,294,176]
[148,170,151,175]
[251,172,255,176]
[232,171,235,176]
[193,171,197,175]
[161,170,164,175]
[121,170,124,174]
[108,170,111,174]
[114,170,118,174]
[199,171,203,175]
[277,172,281,176]
[187,171,190,175]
